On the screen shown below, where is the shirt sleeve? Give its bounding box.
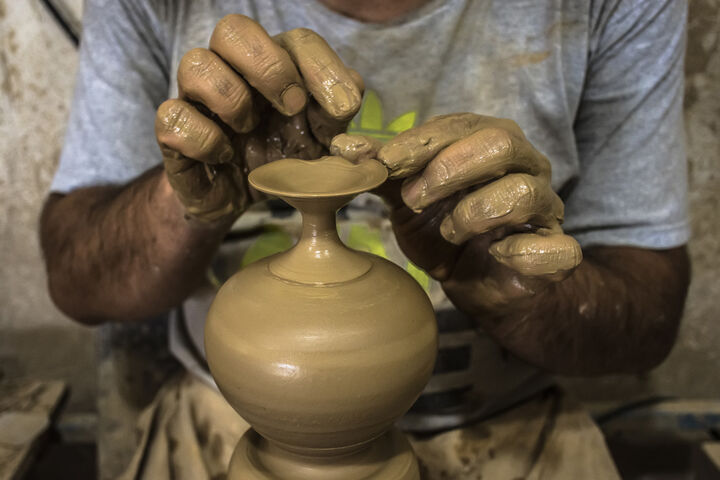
[50,0,172,193]
[563,0,690,249]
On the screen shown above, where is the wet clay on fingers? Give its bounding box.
[329,133,383,162]
[489,226,583,277]
[157,15,365,224]
[368,113,583,279]
[204,156,438,479]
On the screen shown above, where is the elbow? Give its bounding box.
[626,312,683,374]
[630,247,691,374]
[45,268,106,326]
[544,311,684,377]
[44,263,159,325]
[599,245,690,375]
[45,258,175,325]
[40,194,110,326]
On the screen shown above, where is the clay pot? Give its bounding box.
[205,156,438,478]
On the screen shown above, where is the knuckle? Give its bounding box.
[450,139,476,166]
[499,118,522,134]
[456,198,480,227]
[212,16,236,44]
[214,14,249,39]
[428,159,453,188]
[286,27,319,43]
[178,48,214,84]
[181,48,210,70]
[537,153,552,175]
[482,127,515,157]
[257,55,285,79]
[213,15,262,52]
[425,113,452,124]
[452,112,482,131]
[510,175,537,205]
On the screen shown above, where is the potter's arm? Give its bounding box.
[42,11,362,324]
[330,0,689,376]
[39,0,228,325]
[442,245,690,376]
[333,116,690,376]
[472,0,693,376]
[40,167,230,325]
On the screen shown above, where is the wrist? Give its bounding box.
[157,169,239,233]
[441,263,554,319]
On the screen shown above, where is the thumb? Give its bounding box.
[489,227,583,279]
[330,134,406,204]
[329,134,383,163]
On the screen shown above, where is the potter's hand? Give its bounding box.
[155,15,363,223]
[332,113,582,313]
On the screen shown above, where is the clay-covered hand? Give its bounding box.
[331,113,583,313]
[155,15,363,223]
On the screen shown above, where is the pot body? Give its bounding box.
[205,250,437,455]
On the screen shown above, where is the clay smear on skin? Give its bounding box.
[374,115,581,277]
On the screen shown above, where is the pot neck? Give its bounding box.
[268,197,372,285]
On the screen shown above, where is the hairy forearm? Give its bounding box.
[40,166,231,324]
[444,246,690,376]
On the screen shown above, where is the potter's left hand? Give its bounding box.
[331,113,583,314]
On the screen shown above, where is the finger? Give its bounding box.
[305,66,364,145]
[378,113,496,178]
[401,127,551,210]
[162,148,243,222]
[272,113,325,160]
[275,28,362,120]
[156,99,234,164]
[329,134,383,162]
[348,68,365,94]
[306,100,352,146]
[489,231,583,277]
[439,174,564,244]
[210,15,307,116]
[177,48,256,133]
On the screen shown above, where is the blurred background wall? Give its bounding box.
[0,0,718,425]
[0,0,94,415]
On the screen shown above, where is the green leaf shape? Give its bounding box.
[346,224,388,259]
[241,228,294,267]
[359,91,383,131]
[406,261,430,292]
[386,111,417,133]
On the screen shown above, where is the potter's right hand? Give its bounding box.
[155,15,363,223]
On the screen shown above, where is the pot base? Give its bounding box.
[228,428,420,479]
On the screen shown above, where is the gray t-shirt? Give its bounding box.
[52,0,689,431]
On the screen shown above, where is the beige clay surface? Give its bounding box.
[205,156,438,479]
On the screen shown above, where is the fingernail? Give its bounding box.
[330,83,359,119]
[377,147,401,173]
[488,242,503,259]
[219,145,234,163]
[401,177,427,210]
[281,85,307,115]
[234,114,256,134]
[440,216,457,242]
